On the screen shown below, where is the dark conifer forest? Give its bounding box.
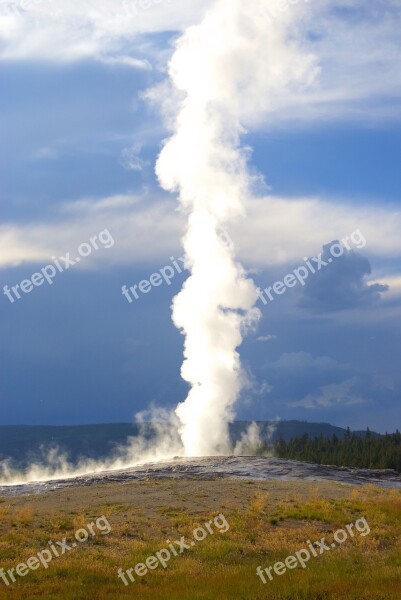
[274,429,401,472]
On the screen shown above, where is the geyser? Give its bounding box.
[156,0,317,456]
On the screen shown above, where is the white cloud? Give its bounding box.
[1,1,401,123]
[376,276,401,299]
[235,196,401,266]
[59,193,143,215]
[291,378,366,409]
[257,334,277,342]
[0,0,211,62]
[119,144,150,172]
[98,55,152,70]
[258,0,401,124]
[0,192,400,272]
[0,193,182,269]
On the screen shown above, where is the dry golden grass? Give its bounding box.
[0,479,399,599]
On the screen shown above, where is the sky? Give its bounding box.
[1,0,400,433]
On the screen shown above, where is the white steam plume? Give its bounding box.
[156,0,317,457]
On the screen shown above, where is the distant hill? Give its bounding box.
[229,420,378,444]
[0,421,379,469]
[0,421,382,470]
[0,423,142,469]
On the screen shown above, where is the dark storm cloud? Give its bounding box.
[299,242,389,312]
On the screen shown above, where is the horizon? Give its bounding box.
[0,419,398,436]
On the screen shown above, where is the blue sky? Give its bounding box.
[1,0,400,432]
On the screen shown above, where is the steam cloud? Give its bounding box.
[0,410,183,486]
[156,0,317,456]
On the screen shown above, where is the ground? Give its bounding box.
[0,478,400,599]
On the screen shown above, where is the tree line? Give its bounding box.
[273,428,401,472]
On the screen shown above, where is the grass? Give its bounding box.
[0,483,399,599]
